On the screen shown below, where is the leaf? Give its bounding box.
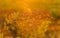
[38,20,51,34]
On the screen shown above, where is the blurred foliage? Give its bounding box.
[0,0,60,38]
